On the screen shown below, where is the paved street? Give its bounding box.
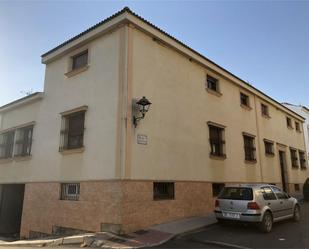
[155,201,309,249]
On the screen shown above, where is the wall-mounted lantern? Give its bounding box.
[133,96,152,128]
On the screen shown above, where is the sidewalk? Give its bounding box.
[0,213,217,248]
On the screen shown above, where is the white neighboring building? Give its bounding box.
[283,103,309,164]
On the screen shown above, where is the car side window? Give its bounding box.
[272,187,288,199]
[261,187,277,200]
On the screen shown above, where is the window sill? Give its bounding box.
[262,114,271,119]
[59,198,79,201]
[301,167,307,170]
[0,158,13,164]
[210,154,226,160]
[287,126,294,130]
[206,88,222,97]
[245,160,257,164]
[296,130,302,133]
[60,147,85,155]
[265,153,275,158]
[153,198,175,201]
[292,166,299,169]
[65,65,89,78]
[14,155,32,162]
[240,104,252,111]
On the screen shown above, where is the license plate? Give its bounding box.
[222,212,240,219]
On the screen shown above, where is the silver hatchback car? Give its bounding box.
[214,184,300,232]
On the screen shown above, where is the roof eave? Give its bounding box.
[41,12,130,64]
[0,92,44,113]
[40,8,305,122]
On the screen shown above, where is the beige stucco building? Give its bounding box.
[0,8,308,238]
[283,103,309,165]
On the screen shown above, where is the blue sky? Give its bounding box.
[0,1,308,106]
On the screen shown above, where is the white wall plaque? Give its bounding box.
[137,134,148,145]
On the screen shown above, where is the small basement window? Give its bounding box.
[212,183,225,197]
[60,183,80,201]
[72,50,88,70]
[153,182,174,200]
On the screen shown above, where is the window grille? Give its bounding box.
[0,131,15,159]
[243,135,256,161]
[60,183,80,201]
[60,111,85,151]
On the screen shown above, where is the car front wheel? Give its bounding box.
[293,205,300,222]
[259,211,273,233]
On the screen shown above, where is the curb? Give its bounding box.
[0,234,94,248]
[101,234,175,249]
[0,218,218,248]
[190,238,251,249]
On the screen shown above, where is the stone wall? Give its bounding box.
[121,181,214,233]
[20,180,214,237]
[20,181,122,238]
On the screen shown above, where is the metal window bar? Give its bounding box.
[299,152,306,168]
[261,104,269,116]
[0,131,15,159]
[72,51,88,70]
[60,183,80,201]
[290,150,298,167]
[207,76,218,92]
[300,159,307,169]
[265,142,274,155]
[209,125,225,157]
[14,126,33,157]
[59,111,85,151]
[240,94,249,106]
[244,136,256,161]
[209,139,225,157]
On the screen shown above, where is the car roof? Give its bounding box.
[225,184,278,190]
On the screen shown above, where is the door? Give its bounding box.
[0,184,25,235]
[271,186,293,217]
[279,151,287,192]
[260,187,281,219]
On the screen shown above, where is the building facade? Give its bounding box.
[283,103,309,166]
[0,8,308,238]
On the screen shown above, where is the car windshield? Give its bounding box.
[218,187,253,200]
